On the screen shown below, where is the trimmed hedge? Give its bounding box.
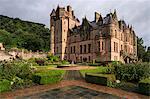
[138,78,150,95]
[32,70,65,85]
[85,73,116,86]
[0,79,11,92]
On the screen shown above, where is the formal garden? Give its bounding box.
[0,54,150,97]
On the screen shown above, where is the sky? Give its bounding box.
[0,0,150,46]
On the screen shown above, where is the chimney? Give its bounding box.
[95,12,100,23]
[67,5,72,12]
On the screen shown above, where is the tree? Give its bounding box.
[137,37,146,61]
[0,15,50,51]
[143,47,150,62]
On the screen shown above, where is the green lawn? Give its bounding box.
[80,66,109,77]
[33,65,57,72]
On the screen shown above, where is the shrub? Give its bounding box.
[0,60,33,80]
[114,63,150,81]
[0,60,34,89]
[11,77,33,89]
[27,58,39,66]
[61,60,70,65]
[47,54,59,62]
[35,58,47,66]
[32,70,65,85]
[0,79,11,92]
[85,73,116,86]
[138,78,150,95]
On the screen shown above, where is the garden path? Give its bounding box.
[63,70,83,80]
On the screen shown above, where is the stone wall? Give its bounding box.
[0,50,47,61]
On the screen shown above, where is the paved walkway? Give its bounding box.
[63,70,83,80]
[0,80,149,99]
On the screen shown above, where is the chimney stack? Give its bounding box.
[67,5,72,12]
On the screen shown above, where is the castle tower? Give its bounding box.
[50,5,80,60]
[50,9,56,54]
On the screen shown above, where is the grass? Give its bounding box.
[34,65,57,72]
[32,70,66,85]
[80,66,109,77]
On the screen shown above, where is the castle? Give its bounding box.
[50,5,137,63]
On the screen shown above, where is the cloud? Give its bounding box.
[0,0,149,46]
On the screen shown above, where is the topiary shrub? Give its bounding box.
[32,70,65,85]
[85,73,116,86]
[0,79,11,92]
[138,78,150,95]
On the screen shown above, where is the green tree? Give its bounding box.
[0,15,50,51]
[143,47,150,62]
[137,37,146,61]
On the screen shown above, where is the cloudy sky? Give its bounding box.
[0,0,150,46]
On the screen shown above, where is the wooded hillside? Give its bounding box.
[0,15,50,51]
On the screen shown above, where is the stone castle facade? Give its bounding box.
[50,5,137,63]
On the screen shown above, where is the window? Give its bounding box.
[102,42,104,50]
[98,41,100,51]
[88,44,91,53]
[74,46,75,53]
[57,47,58,53]
[89,56,91,61]
[71,47,72,53]
[116,43,118,52]
[84,45,86,53]
[121,45,123,50]
[80,45,82,54]
[125,45,127,52]
[121,34,124,41]
[80,56,82,62]
[114,42,115,52]
[65,47,67,54]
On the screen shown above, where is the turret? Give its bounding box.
[113,9,117,20]
[95,12,100,23]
